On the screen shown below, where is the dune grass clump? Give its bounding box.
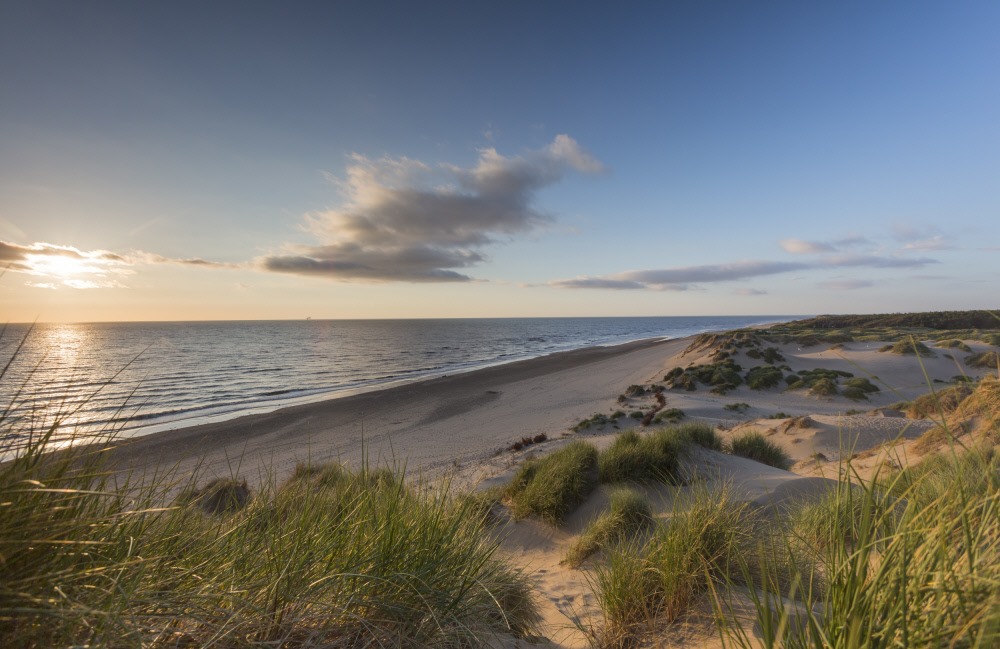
[937,338,972,352]
[906,383,973,419]
[725,402,750,413]
[0,441,540,648]
[176,476,252,514]
[573,412,611,431]
[676,422,724,451]
[599,428,688,484]
[883,338,935,356]
[592,489,754,647]
[502,441,599,523]
[727,446,1000,649]
[967,350,1000,369]
[566,487,653,568]
[728,432,792,470]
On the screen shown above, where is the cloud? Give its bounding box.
[1,240,238,289]
[891,224,954,251]
[818,279,873,290]
[261,135,604,282]
[780,238,835,254]
[1,240,130,289]
[550,254,937,291]
[733,288,767,296]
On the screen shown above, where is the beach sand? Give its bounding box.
[107,331,997,648]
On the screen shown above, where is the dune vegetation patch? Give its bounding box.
[0,441,540,648]
[728,431,792,470]
[967,350,1000,369]
[565,487,653,568]
[501,440,599,523]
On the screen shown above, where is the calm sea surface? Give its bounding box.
[1,316,796,446]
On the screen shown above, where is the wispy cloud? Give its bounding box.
[261,135,604,282]
[733,288,767,296]
[818,279,873,290]
[891,223,955,251]
[550,254,937,291]
[779,238,835,254]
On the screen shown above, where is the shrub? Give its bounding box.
[809,378,839,396]
[724,402,751,413]
[629,410,645,420]
[565,487,653,567]
[746,365,784,390]
[762,347,785,364]
[728,432,792,470]
[652,407,685,424]
[624,384,647,397]
[843,377,880,393]
[502,441,599,523]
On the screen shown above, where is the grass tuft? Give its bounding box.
[565,487,653,567]
[598,427,689,484]
[502,441,599,523]
[728,432,792,469]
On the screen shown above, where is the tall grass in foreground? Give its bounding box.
[720,446,1000,649]
[0,437,539,647]
[590,488,756,648]
[565,487,652,568]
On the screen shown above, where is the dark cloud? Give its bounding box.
[261,135,604,282]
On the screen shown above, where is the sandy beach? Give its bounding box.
[99,324,999,648]
[107,336,691,483]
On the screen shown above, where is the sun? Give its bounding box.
[24,253,101,280]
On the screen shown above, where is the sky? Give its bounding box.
[1,0,998,322]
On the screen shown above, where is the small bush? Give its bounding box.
[624,384,647,397]
[809,378,839,396]
[566,487,653,567]
[728,432,792,469]
[629,410,644,420]
[844,377,880,393]
[724,402,750,413]
[652,407,685,424]
[746,365,784,390]
[503,441,599,523]
[762,347,785,364]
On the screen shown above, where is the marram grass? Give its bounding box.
[0,437,540,648]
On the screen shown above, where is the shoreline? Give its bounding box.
[107,335,690,481]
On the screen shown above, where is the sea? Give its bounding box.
[0,316,797,448]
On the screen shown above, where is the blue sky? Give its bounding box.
[1,1,998,321]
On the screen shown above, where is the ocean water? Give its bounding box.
[0,316,795,446]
